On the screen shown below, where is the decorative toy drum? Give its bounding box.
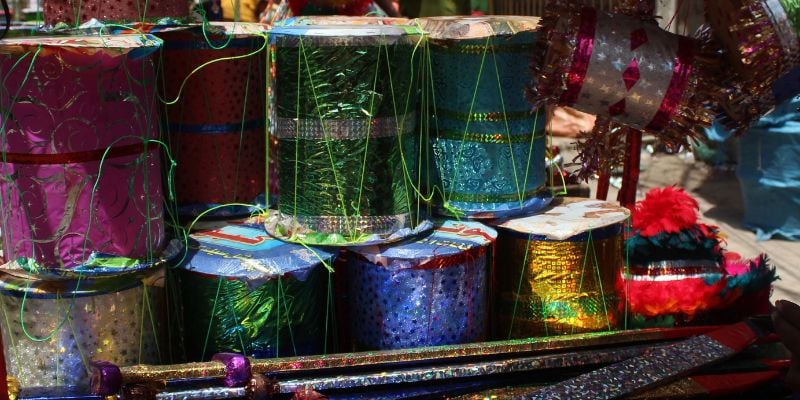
[704,0,800,127]
[179,223,333,360]
[43,0,189,26]
[159,23,269,218]
[0,269,166,389]
[267,25,428,246]
[419,16,550,219]
[495,199,628,338]
[347,221,495,350]
[287,0,374,16]
[530,5,716,140]
[277,16,411,26]
[0,35,165,275]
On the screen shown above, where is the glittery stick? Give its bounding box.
[527,321,765,399]
[155,387,246,400]
[119,343,666,398]
[107,326,716,389]
[274,343,663,393]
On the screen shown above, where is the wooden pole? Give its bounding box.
[596,168,611,201]
[618,128,642,208]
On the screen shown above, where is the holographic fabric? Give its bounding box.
[0,271,164,389]
[496,225,624,339]
[494,199,629,339]
[268,26,426,245]
[159,24,268,218]
[42,0,190,26]
[0,36,165,274]
[424,18,547,218]
[179,224,333,360]
[347,221,495,350]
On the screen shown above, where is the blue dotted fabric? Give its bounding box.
[348,254,488,350]
[429,32,547,217]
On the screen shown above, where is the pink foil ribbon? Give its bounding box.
[0,43,165,272]
[646,36,694,131]
[560,7,597,105]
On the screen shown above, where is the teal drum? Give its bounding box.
[419,17,550,219]
[267,25,430,246]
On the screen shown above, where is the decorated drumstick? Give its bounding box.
[91,326,717,395]
[452,369,786,400]
[526,317,774,399]
[97,334,789,400]
[103,343,666,399]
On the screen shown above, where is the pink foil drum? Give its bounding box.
[0,35,165,275]
[43,0,189,26]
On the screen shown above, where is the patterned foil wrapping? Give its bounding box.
[0,35,166,275]
[530,3,717,144]
[418,17,550,219]
[0,269,166,389]
[527,334,736,399]
[42,0,190,26]
[495,198,629,339]
[705,0,800,130]
[179,224,334,360]
[112,325,718,384]
[267,25,429,246]
[346,221,495,350]
[276,343,659,393]
[158,23,269,219]
[276,16,411,26]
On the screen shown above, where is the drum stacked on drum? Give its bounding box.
[0,35,171,389]
[494,199,629,338]
[158,23,270,218]
[266,24,429,246]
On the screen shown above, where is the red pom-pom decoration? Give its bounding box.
[632,186,699,237]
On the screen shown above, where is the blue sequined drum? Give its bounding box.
[346,221,496,350]
[419,16,550,218]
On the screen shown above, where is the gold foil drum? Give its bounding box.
[494,199,629,338]
[0,270,165,389]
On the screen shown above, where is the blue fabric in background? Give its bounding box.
[702,68,800,241]
[737,95,800,241]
